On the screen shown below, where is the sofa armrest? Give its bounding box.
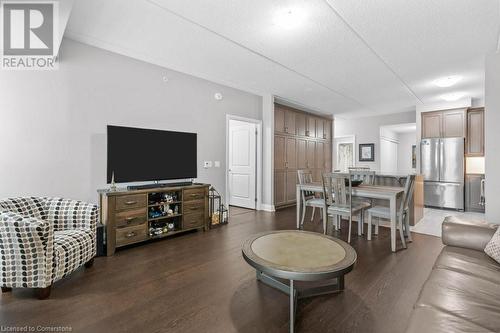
[0,211,54,288]
[43,198,98,232]
[442,216,498,251]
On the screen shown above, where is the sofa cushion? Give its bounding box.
[406,306,490,333]
[484,227,500,264]
[52,229,94,282]
[414,267,500,332]
[434,246,500,284]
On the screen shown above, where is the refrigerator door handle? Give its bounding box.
[439,139,443,181]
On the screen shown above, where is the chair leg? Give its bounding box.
[405,213,413,242]
[367,213,372,241]
[375,218,379,235]
[85,258,95,268]
[311,207,316,221]
[1,287,12,293]
[300,204,306,229]
[35,285,52,300]
[348,216,352,244]
[398,217,407,249]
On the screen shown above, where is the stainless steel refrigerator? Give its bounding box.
[420,138,464,210]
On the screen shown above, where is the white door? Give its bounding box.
[380,138,398,173]
[228,120,257,209]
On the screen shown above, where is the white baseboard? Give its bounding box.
[260,204,275,212]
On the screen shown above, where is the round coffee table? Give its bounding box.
[242,230,356,333]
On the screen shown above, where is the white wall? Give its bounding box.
[397,132,416,174]
[334,111,416,171]
[0,39,262,204]
[485,52,500,223]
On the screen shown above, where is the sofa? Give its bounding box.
[0,197,98,299]
[406,216,500,333]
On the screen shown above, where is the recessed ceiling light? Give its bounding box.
[273,8,306,30]
[441,92,465,102]
[433,75,462,88]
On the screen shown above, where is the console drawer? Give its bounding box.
[115,194,147,211]
[183,212,205,229]
[184,200,205,214]
[115,208,147,228]
[184,188,205,201]
[116,224,148,246]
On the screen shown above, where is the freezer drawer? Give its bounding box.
[424,182,464,210]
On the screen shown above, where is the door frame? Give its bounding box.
[226,115,263,210]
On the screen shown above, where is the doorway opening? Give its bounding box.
[226,115,262,210]
[379,123,416,174]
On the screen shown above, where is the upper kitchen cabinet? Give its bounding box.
[316,118,325,140]
[296,112,307,137]
[306,116,316,138]
[442,109,466,138]
[422,111,442,138]
[274,105,296,135]
[466,108,484,156]
[421,108,466,139]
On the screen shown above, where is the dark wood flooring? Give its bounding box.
[0,207,443,333]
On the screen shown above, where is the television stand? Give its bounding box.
[128,181,193,190]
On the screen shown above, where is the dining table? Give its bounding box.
[296,182,405,252]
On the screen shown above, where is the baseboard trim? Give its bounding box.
[260,204,275,212]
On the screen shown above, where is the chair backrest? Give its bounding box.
[350,170,376,185]
[297,169,315,198]
[348,166,370,171]
[322,173,352,208]
[399,174,416,217]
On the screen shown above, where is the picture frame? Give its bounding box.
[359,143,375,162]
[412,145,417,169]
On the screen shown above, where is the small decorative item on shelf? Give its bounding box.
[209,187,228,228]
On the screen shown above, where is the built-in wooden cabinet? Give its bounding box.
[465,174,485,213]
[421,108,466,139]
[466,108,484,156]
[273,103,333,208]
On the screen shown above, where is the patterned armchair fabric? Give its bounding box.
[0,197,97,289]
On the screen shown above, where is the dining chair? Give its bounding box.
[349,170,376,235]
[366,174,416,250]
[322,173,371,243]
[297,170,325,229]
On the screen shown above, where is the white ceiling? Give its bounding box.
[65,0,500,117]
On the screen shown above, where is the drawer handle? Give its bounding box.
[125,217,136,223]
[125,232,136,238]
[124,201,137,205]
[189,207,199,211]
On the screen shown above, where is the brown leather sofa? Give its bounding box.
[406,216,499,333]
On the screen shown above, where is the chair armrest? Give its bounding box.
[0,211,54,288]
[44,198,98,232]
[442,216,498,251]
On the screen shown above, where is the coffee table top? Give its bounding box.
[242,230,356,281]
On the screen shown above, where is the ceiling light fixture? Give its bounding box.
[441,92,466,102]
[433,75,462,88]
[273,8,306,30]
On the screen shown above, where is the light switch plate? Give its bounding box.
[214,161,221,168]
[204,161,212,168]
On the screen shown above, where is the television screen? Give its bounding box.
[107,125,197,183]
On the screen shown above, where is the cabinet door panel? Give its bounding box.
[274,171,286,206]
[274,106,285,133]
[316,118,324,140]
[306,140,315,169]
[422,112,442,138]
[465,174,485,212]
[316,141,324,169]
[274,136,286,170]
[442,109,465,138]
[466,109,484,156]
[296,113,307,137]
[285,137,297,169]
[307,117,316,138]
[286,171,297,203]
[284,110,296,135]
[296,139,307,169]
[324,143,332,171]
[324,120,332,140]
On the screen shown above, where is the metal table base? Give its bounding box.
[256,270,345,333]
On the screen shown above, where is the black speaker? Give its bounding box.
[96,223,106,257]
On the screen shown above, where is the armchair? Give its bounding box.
[0,197,97,299]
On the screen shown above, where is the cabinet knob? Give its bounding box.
[125,232,136,238]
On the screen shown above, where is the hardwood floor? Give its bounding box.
[0,207,443,333]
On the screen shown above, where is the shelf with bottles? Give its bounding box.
[148,191,182,206]
[148,192,182,220]
[149,217,181,238]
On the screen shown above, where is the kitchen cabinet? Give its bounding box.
[421,108,466,139]
[465,174,485,213]
[273,103,333,208]
[466,108,484,156]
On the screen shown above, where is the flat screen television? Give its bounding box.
[107,125,197,183]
